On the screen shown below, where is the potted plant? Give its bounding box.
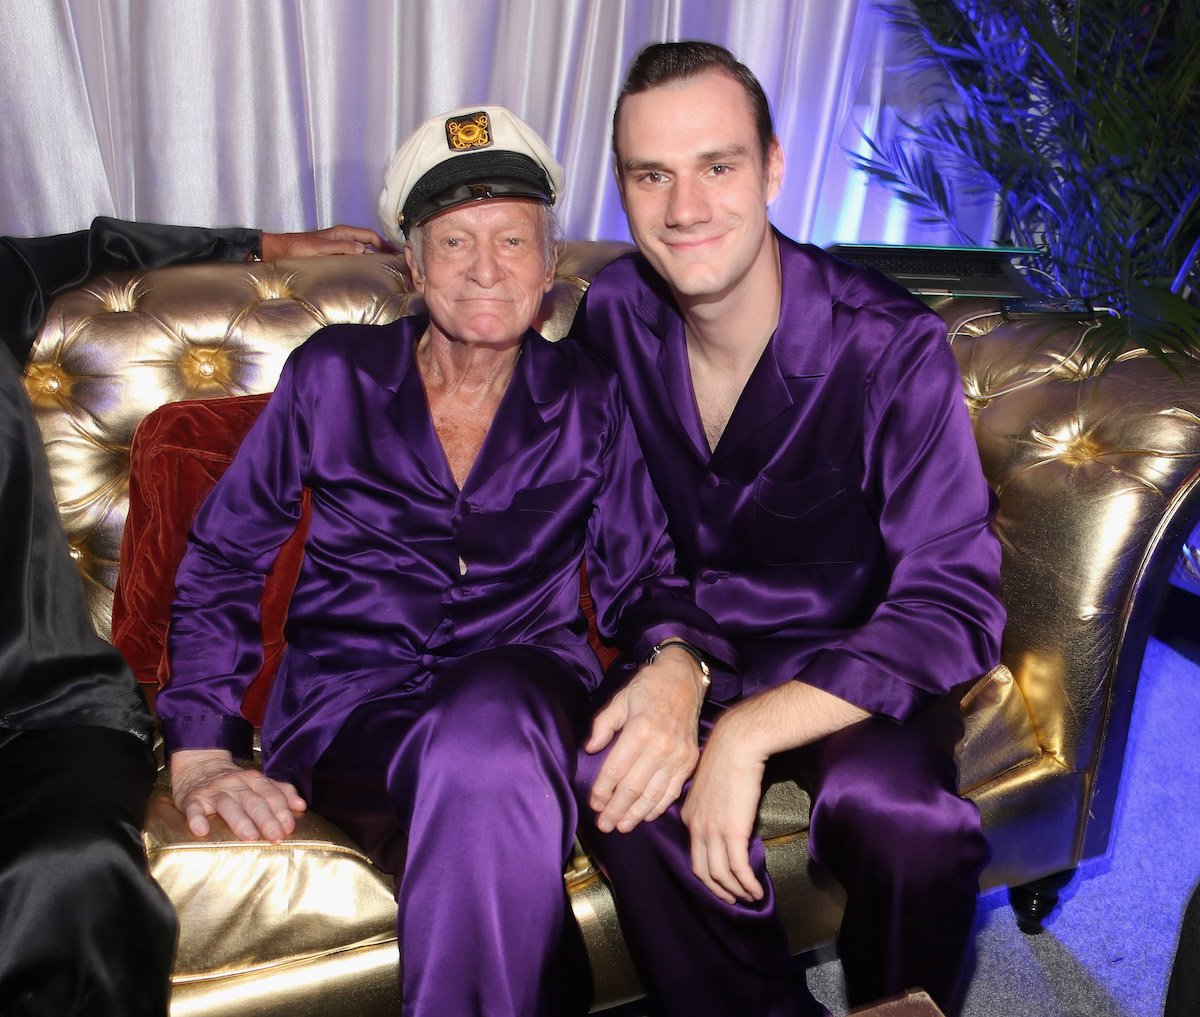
[854,0,1200,370]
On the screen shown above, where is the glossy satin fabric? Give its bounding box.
[569,235,1005,718]
[0,728,176,1017]
[310,649,591,1017]
[0,346,152,744]
[159,314,730,1015]
[568,236,1003,1015]
[0,344,173,1014]
[0,217,259,364]
[159,314,732,791]
[577,694,987,1014]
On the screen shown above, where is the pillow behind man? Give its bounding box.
[113,393,309,724]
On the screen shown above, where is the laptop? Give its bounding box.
[825,242,1040,299]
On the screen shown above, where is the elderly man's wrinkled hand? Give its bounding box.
[170,748,307,843]
[260,224,390,260]
[584,645,705,834]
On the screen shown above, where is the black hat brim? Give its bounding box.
[401,151,553,233]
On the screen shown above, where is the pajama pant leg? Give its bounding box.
[309,646,589,1017]
[573,707,818,1017]
[792,693,989,1016]
[0,728,176,1017]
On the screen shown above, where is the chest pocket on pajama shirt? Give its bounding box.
[752,468,863,566]
[459,478,592,581]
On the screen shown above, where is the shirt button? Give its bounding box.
[420,654,436,668]
[706,473,721,487]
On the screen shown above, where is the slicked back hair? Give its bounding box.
[612,41,775,167]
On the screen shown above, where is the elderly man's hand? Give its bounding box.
[170,748,307,843]
[260,224,389,260]
[584,644,706,834]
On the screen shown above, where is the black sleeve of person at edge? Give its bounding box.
[0,221,178,1017]
[0,347,155,752]
[0,215,262,365]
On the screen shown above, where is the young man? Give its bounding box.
[570,42,1006,1016]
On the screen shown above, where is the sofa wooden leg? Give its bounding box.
[1008,870,1076,934]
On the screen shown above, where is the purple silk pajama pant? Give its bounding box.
[574,692,989,1017]
[308,645,590,1017]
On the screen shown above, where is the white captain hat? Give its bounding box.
[378,105,564,246]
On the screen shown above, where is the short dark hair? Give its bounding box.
[613,41,775,164]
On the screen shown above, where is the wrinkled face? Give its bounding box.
[406,199,555,349]
[615,70,782,306]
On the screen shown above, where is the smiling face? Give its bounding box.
[406,198,556,351]
[614,69,783,310]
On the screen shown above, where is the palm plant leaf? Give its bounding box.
[855,0,1200,371]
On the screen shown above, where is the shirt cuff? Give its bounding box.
[794,648,925,723]
[160,714,255,760]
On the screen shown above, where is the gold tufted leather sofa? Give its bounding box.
[23,244,1200,1014]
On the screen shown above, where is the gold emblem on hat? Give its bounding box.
[445,111,492,151]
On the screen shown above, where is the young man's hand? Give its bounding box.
[680,707,768,904]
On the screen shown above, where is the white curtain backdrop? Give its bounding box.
[0,0,954,246]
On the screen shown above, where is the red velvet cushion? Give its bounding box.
[113,393,616,726]
[112,394,308,724]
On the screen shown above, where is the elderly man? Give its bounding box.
[569,42,1005,1017]
[158,106,728,1017]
